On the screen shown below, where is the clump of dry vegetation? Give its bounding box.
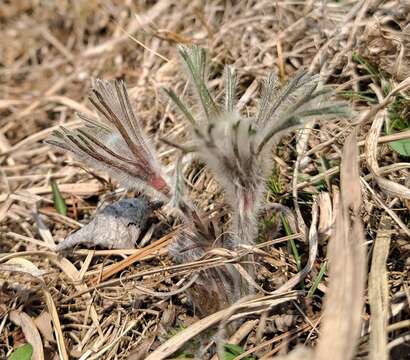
[1,1,410,359]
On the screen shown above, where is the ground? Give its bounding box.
[1,1,410,359]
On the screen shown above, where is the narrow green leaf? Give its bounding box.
[8,344,33,360]
[177,45,220,120]
[257,102,349,154]
[340,90,378,104]
[163,88,196,126]
[224,343,245,354]
[387,97,410,156]
[352,52,382,81]
[222,343,255,360]
[257,72,280,125]
[281,214,301,272]
[281,214,305,289]
[231,119,240,161]
[224,66,237,113]
[267,167,283,195]
[308,261,327,297]
[294,104,349,118]
[51,181,68,216]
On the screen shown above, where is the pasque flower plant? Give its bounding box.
[46,45,348,315]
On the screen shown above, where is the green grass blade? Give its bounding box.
[281,214,301,271]
[51,181,68,216]
[308,261,327,297]
[163,88,196,126]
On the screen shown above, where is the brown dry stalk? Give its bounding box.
[9,310,44,360]
[368,214,392,360]
[95,228,176,283]
[314,130,366,360]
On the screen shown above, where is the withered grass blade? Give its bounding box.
[315,130,366,360]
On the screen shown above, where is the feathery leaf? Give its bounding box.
[45,80,169,198]
[224,66,237,113]
[177,45,220,121]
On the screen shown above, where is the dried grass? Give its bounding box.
[1,1,410,359]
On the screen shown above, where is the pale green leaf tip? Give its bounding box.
[51,181,68,216]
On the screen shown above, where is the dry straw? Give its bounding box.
[1,1,410,359]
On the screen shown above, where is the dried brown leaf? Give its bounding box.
[368,215,392,360]
[34,312,55,344]
[317,192,333,243]
[9,310,45,360]
[364,95,410,200]
[315,130,366,360]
